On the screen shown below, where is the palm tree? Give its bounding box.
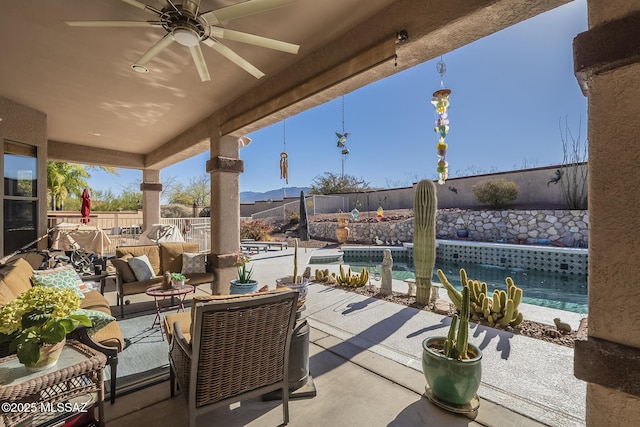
[47,162,88,210]
[47,162,120,210]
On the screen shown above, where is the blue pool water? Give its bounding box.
[348,258,588,314]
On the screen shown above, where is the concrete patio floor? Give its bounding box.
[103,246,586,426]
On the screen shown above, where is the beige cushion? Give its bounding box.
[0,258,35,297]
[183,272,214,286]
[121,278,163,296]
[163,311,192,344]
[91,319,125,352]
[0,279,17,306]
[81,290,112,312]
[116,245,161,276]
[111,256,137,283]
[160,242,199,273]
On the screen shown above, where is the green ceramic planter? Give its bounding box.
[422,336,482,406]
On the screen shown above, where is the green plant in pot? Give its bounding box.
[422,269,482,412]
[0,286,91,371]
[230,252,258,294]
[170,272,186,288]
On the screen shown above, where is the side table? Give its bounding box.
[80,273,111,295]
[146,284,195,340]
[0,340,107,427]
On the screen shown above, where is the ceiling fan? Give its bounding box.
[66,0,300,81]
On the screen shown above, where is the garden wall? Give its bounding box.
[309,209,588,247]
[241,163,587,218]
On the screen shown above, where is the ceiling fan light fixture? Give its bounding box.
[173,27,200,47]
[131,64,149,73]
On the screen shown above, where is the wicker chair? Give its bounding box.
[168,290,299,426]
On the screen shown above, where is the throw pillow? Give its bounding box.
[111,256,137,283]
[74,308,116,335]
[182,253,206,274]
[128,254,155,281]
[32,264,86,299]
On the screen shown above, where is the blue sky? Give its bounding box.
[88,0,587,198]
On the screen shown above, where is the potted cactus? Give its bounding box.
[422,268,482,412]
[275,238,309,307]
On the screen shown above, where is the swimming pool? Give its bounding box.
[348,258,588,314]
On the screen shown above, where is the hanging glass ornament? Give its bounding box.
[432,57,451,185]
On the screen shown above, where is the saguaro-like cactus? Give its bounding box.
[444,284,471,360]
[413,179,437,305]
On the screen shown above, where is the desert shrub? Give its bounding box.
[161,204,192,218]
[472,179,518,208]
[240,220,273,241]
[286,209,300,225]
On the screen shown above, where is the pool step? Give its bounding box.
[309,249,343,264]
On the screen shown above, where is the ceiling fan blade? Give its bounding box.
[201,0,296,25]
[202,38,264,79]
[209,27,299,54]
[136,34,175,66]
[66,20,161,27]
[189,45,211,82]
[121,0,163,14]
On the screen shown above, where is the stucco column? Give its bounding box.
[140,169,162,230]
[207,133,242,294]
[572,2,640,425]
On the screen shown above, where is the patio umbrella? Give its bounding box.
[80,188,91,224]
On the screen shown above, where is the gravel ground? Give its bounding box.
[259,211,583,348]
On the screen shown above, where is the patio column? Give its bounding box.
[140,169,162,231]
[207,133,242,294]
[573,1,640,425]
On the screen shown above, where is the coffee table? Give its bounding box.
[145,284,195,339]
[0,340,106,427]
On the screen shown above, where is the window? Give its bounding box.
[4,141,38,254]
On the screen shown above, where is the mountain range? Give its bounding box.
[240,187,311,203]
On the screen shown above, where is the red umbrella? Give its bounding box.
[80,188,91,224]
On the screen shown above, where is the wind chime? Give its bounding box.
[432,57,451,185]
[279,120,289,196]
[335,95,350,178]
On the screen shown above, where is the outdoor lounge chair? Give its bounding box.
[168,290,299,426]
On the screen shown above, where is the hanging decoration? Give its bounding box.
[335,95,350,178]
[280,120,289,185]
[432,57,451,185]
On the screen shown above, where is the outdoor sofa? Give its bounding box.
[112,242,214,317]
[0,257,124,403]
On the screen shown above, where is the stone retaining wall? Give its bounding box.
[309,209,589,247]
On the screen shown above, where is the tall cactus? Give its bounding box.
[444,284,471,360]
[413,180,437,305]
